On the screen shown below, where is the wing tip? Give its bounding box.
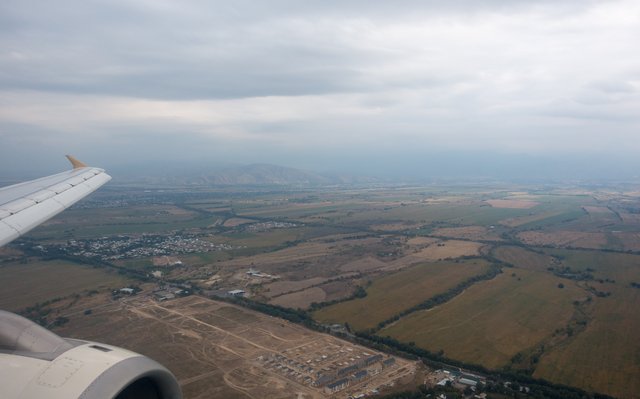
[65,155,88,169]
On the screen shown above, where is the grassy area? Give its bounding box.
[533,284,640,399]
[312,259,491,331]
[381,269,584,369]
[493,246,554,271]
[345,202,531,226]
[543,248,640,283]
[0,258,133,311]
[27,205,221,240]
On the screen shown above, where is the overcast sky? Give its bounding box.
[1,0,639,180]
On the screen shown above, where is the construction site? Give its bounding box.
[257,340,404,395]
[53,293,417,398]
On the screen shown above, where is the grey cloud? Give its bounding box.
[1,0,639,181]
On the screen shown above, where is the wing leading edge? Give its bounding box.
[0,156,111,247]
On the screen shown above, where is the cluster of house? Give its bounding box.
[53,235,235,261]
[320,356,395,394]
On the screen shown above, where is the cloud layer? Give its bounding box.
[1,0,639,178]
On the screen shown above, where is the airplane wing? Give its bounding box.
[0,155,111,247]
[0,156,182,399]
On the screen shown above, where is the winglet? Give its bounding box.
[65,155,88,169]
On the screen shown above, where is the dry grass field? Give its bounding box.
[518,230,607,249]
[55,295,415,399]
[0,259,132,311]
[534,285,640,399]
[381,240,485,272]
[223,217,256,227]
[264,277,329,298]
[486,199,540,209]
[406,237,439,247]
[614,231,640,251]
[492,246,555,272]
[581,206,613,214]
[382,269,584,369]
[269,287,326,309]
[313,259,491,331]
[431,226,503,241]
[499,211,564,227]
[339,256,387,272]
[410,240,484,261]
[542,249,640,288]
[370,222,423,231]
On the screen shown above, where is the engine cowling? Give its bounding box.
[0,310,182,399]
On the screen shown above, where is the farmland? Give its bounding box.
[2,182,640,398]
[381,269,585,369]
[313,259,492,331]
[0,258,132,311]
[53,295,417,399]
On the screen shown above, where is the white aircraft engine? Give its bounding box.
[0,310,182,399]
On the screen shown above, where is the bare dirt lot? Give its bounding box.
[55,295,415,399]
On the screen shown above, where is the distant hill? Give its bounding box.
[111,162,379,186]
[203,164,332,185]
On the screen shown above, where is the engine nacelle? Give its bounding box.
[0,310,182,399]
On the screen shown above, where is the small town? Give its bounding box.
[37,234,237,260]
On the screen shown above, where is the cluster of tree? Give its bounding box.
[379,384,461,399]
[548,266,594,281]
[367,266,502,333]
[224,292,613,399]
[19,297,67,326]
[353,332,613,399]
[308,281,368,311]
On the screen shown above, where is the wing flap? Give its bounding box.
[0,166,111,247]
[0,221,19,244]
[1,200,65,238]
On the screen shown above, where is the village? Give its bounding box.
[38,234,236,260]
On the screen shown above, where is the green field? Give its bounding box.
[28,205,220,240]
[543,248,640,283]
[493,246,554,271]
[533,284,640,399]
[382,269,584,368]
[6,183,640,397]
[313,259,491,331]
[0,259,133,311]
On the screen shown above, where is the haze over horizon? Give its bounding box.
[1,1,639,180]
